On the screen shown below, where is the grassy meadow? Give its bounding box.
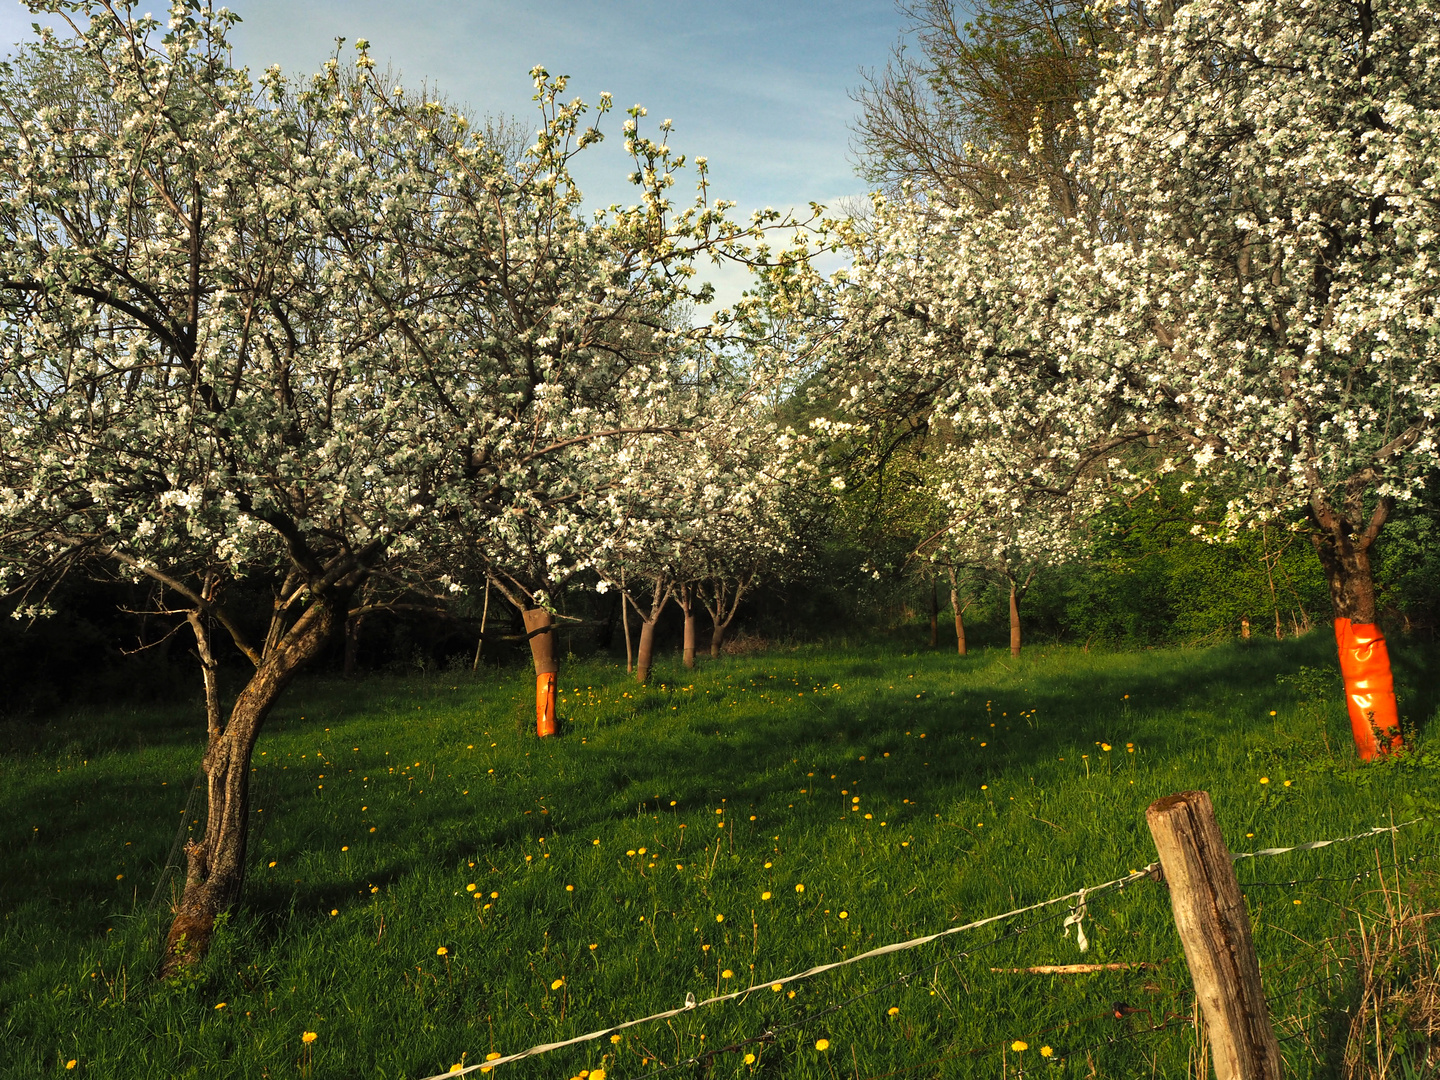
[2,633,1438,1079]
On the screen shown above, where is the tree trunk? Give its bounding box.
[523,608,559,738]
[162,598,343,977]
[472,578,490,671]
[1310,502,1402,758]
[636,617,658,685]
[1009,581,1022,658]
[928,579,939,648]
[342,611,366,677]
[711,620,725,658]
[621,573,633,673]
[951,588,967,656]
[680,584,697,669]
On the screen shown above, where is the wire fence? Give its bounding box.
[421,816,1429,1080]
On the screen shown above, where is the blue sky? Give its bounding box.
[0,1,906,303]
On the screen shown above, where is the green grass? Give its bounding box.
[2,635,1438,1079]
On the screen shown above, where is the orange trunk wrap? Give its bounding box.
[1333,618,1402,760]
[535,671,558,738]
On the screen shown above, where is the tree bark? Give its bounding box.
[621,572,633,673]
[162,596,344,977]
[680,584,697,669]
[523,608,559,737]
[928,578,939,648]
[636,616,658,685]
[342,610,366,677]
[947,567,967,656]
[1009,581,1022,658]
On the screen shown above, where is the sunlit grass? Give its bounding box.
[2,634,1436,1078]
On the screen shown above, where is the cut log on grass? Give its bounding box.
[1147,790,1282,1080]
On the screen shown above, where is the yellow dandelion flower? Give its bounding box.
[744,1052,755,1064]
[815,1039,830,1051]
[795,883,805,893]
[716,913,724,922]
[330,909,338,916]
[1011,1040,1028,1052]
[1260,777,1270,784]
[761,891,772,900]
[302,1032,318,1044]
[1040,1046,1054,1057]
[215,1002,226,1009]
[722,969,734,978]
[467,884,477,892]
[437,946,448,956]
[66,1062,77,1070]
[551,978,564,990]
[888,1006,899,1016]
[566,884,574,892]
[589,944,598,950]
[591,1070,606,1080]
[1101,744,1111,751]
[772,983,783,992]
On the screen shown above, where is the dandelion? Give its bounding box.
[1260,777,1270,784]
[437,946,448,956]
[722,969,734,978]
[887,1006,899,1016]
[815,1039,830,1051]
[589,944,598,950]
[215,1002,226,1009]
[467,884,477,892]
[795,883,805,893]
[839,911,848,919]
[268,861,277,868]
[716,914,724,922]
[611,1034,622,1044]
[1040,1046,1054,1057]
[772,983,784,992]
[1011,1040,1028,1052]
[566,885,574,892]
[591,1071,606,1080]
[593,839,600,845]
[761,891,772,900]
[302,1032,318,1044]
[551,978,564,989]
[66,1062,77,1070]
[330,908,338,916]
[744,1052,756,1064]
[1101,743,1111,751]
[491,891,499,899]
[1283,780,1292,787]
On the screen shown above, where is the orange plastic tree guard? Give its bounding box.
[534,671,558,738]
[523,608,559,738]
[1333,617,1403,760]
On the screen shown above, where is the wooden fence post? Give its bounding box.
[1146,790,1282,1080]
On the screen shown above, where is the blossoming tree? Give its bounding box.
[819,0,1439,756]
[0,0,789,969]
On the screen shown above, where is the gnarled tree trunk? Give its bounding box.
[162,595,346,977]
[1310,497,1402,759]
[523,608,559,737]
[631,575,671,685]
